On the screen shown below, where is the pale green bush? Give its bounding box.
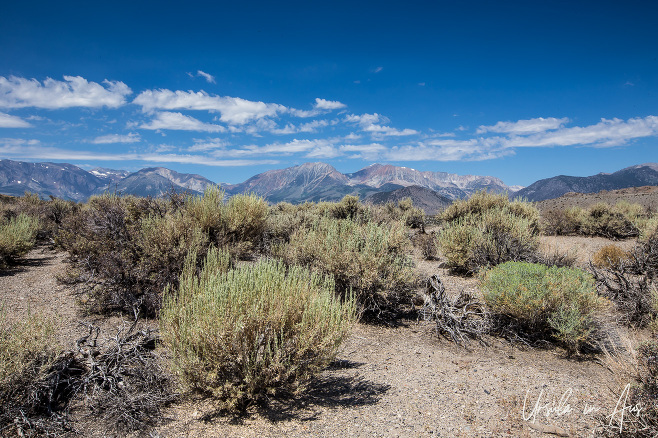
[0,213,40,268]
[438,192,540,274]
[275,216,414,309]
[481,262,610,352]
[542,201,652,238]
[184,186,267,256]
[160,248,356,410]
[0,309,61,433]
[0,310,56,386]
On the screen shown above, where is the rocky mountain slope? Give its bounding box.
[0,159,107,202]
[0,160,216,201]
[112,167,215,198]
[364,185,453,215]
[515,163,658,202]
[225,162,514,202]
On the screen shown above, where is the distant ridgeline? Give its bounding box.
[2,158,656,205]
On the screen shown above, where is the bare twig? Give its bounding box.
[420,275,490,347]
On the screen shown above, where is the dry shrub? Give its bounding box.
[597,339,658,437]
[591,231,658,327]
[420,275,490,346]
[57,193,209,316]
[541,208,580,235]
[438,196,541,274]
[274,216,415,313]
[542,201,652,239]
[328,195,363,220]
[57,187,267,316]
[481,262,610,353]
[74,321,177,434]
[416,231,438,260]
[264,202,324,248]
[0,213,39,269]
[0,193,77,243]
[160,248,357,410]
[593,244,631,269]
[184,186,267,258]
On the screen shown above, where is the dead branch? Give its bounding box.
[420,275,490,347]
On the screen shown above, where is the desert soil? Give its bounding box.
[536,186,658,212]
[0,238,641,437]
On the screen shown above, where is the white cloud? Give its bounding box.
[91,133,140,144]
[0,75,131,109]
[314,98,346,110]
[133,89,286,125]
[0,140,277,166]
[379,115,658,162]
[502,116,658,148]
[270,119,333,135]
[0,112,31,128]
[197,70,216,84]
[306,144,340,158]
[339,143,387,160]
[208,138,338,159]
[374,67,383,73]
[477,117,569,134]
[187,138,230,152]
[139,111,227,132]
[345,112,419,139]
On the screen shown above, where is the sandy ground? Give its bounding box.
[0,237,643,437]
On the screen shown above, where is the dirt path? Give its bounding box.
[1,245,632,437]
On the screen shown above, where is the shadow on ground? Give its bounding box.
[200,360,390,424]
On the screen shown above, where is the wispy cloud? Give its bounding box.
[186,138,230,152]
[139,111,227,132]
[378,115,658,162]
[196,70,215,84]
[373,66,383,73]
[0,112,31,128]
[91,133,140,144]
[209,138,332,158]
[0,139,277,167]
[0,75,131,109]
[502,116,658,148]
[345,113,419,139]
[133,89,286,125]
[477,117,569,134]
[270,119,335,135]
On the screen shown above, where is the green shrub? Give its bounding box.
[264,202,323,247]
[0,310,63,434]
[481,262,610,352]
[274,216,414,311]
[0,213,40,268]
[542,201,651,238]
[184,186,267,257]
[438,192,540,274]
[328,195,363,220]
[160,248,356,410]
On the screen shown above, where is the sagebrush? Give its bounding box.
[160,248,357,410]
[481,261,610,353]
[437,191,541,274]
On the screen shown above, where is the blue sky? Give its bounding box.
[0,0,656,186]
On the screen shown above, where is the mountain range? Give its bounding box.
[0,158,657,207]
[0,160,514,204]
[515,163,658,202]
